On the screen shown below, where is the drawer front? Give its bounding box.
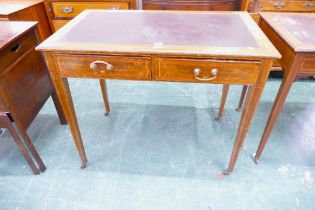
[257,1,315,12]
[143,1,235,11]
[156,58,261,84]
[0,30,37,74]
[52,20,69,31]
[52,2,129,18]
[300,57,315,74]
[56,55,151,80]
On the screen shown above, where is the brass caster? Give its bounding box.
[223,170,232,175]
[81,161,87,169]
[215,116,221,121]
[252,153,259,164]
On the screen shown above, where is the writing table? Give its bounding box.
[36,10,280,174]
[253,13,315,162]
[0,21,66,174]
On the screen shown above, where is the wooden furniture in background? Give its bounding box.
[241,0,315,22]
[0,21,66,175]
[44,0,138,32]
[217,12,315,162]
[0,0,52,42]
[143,0,238,11]
[253,12,315,162]
[37,10,280,175]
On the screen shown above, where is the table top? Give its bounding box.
[36,10,280,59]
[0,0,43,16]
[260,12,315,52]
[0,21,37,50]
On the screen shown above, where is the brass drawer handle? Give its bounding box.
[109,6,120,10]
[193,68,218,81]
[61,6,73,14]
[90,61,113,71]
[303,2,314,8]
[273,2,285,9]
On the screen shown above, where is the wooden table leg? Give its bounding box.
[99,79,110,116]
[0,113,40,175]
[215,84,230,120]
[51,90,67,125]
[254,64,298,162]
[236,85,248,112]
[225,85,266,175]
[14,119,46,172]
[52,78,87,168]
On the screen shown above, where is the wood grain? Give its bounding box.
[254,13,315,161]
[0,0,52,42]
[143,0,236,11]
[39,10,279,174]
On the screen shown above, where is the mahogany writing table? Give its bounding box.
[36,10,280,174]
[0,21,66,174]
[253,13,315,162]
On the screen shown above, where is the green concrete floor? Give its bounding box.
[0,78,314,210]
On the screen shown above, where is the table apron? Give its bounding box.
[55,54,263,85]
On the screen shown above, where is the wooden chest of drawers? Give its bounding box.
[246,0,315,12]
[143,0,237,11]
[242,0,315,20]
[44,0,138,32]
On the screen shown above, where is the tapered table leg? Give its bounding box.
[14,119,46,172]
[51,91,67,125]
[52,78,87,168]
[254,63,298,162]
[236,85,248,112]
[225,85,266,174]
[0,113,40,175]
[99,79,110,116]
[215,84,230,120]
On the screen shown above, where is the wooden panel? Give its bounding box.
[0,0,43,15]
[250,13,260,23]
[0,48,53,128]
[56,54,151,80]
[7,2,52,42]
[257,1,315,12]
[259,17,297,76]
[300,56,315,74]
[143,1,235,11]
[0,21,37,50]
[0,31,37,74]
[52,1,129,18]
[52,19,69,31]
[156,58,261,84]
[0,97,9,113]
